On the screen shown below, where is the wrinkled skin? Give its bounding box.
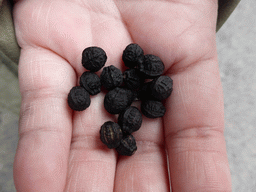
[13,0,232,191]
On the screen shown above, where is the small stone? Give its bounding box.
[141,100,166,118]
[100,121,123,149]
[118,106,142,134]
[80,71,101,95]
[100,65,123,90]
[68,86,91,111]
[116,135,137,156]
[122,43,144,68]
[82,46,107,72]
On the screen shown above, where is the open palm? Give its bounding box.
[13,0,232,191]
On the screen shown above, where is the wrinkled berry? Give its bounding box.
[118,106,142,134]
[141,100,166,118]
[80,71,101,95]
[82,46,107,72]
[100,121,123,149]
[138,82,154,100]
[123,68,144,90]
[122,43,144,68]
[139,54,165,78]
[104,87,134,114]
[100,65,123,90]
[116,135,137,156]
[68,86,91,111]
[150,75,173,100]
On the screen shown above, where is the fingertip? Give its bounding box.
[13,133,69,192]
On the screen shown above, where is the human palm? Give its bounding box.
[13,0,232,191]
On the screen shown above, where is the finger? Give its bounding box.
[14,1,132,191]
[64,92,119,192]
[57,2,136,191]
[13,48,74,191]
[114,108,170,192]
[13,0,131,73]
[115,1,231,191]
[114,0,219,71]
[164,59,232,191]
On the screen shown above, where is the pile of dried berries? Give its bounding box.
[68,44,173,156]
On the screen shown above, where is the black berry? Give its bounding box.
[82,46,107,72]
[80,71,101,95]
[150,75,173,100]
[139,54,165,78]
[123,68,144,90]
[68,86,91,111]
[100,65,123,90]
[122,43,144,68]
[141,100,166,118]
[100,121,123,149]
[116,135,137,156]
[118,106,142,134]
[104,87,134,114]
[138,82,154,100]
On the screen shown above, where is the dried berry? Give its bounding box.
[138,82,154,100]
[118,106,142,134]
[150,75,173,100]
[100,121,123,149]
[141,100,166,118]
[116,135,137,156]
[100,65,123,90]
[123,68,144,90]
[139,54,165,78]
[82,46,107,72]
[104,87,134,114]
[80,71,101,95]
[122,43,144,68]
[68,86,91,111]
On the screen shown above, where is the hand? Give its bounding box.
[13,0,232,191]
